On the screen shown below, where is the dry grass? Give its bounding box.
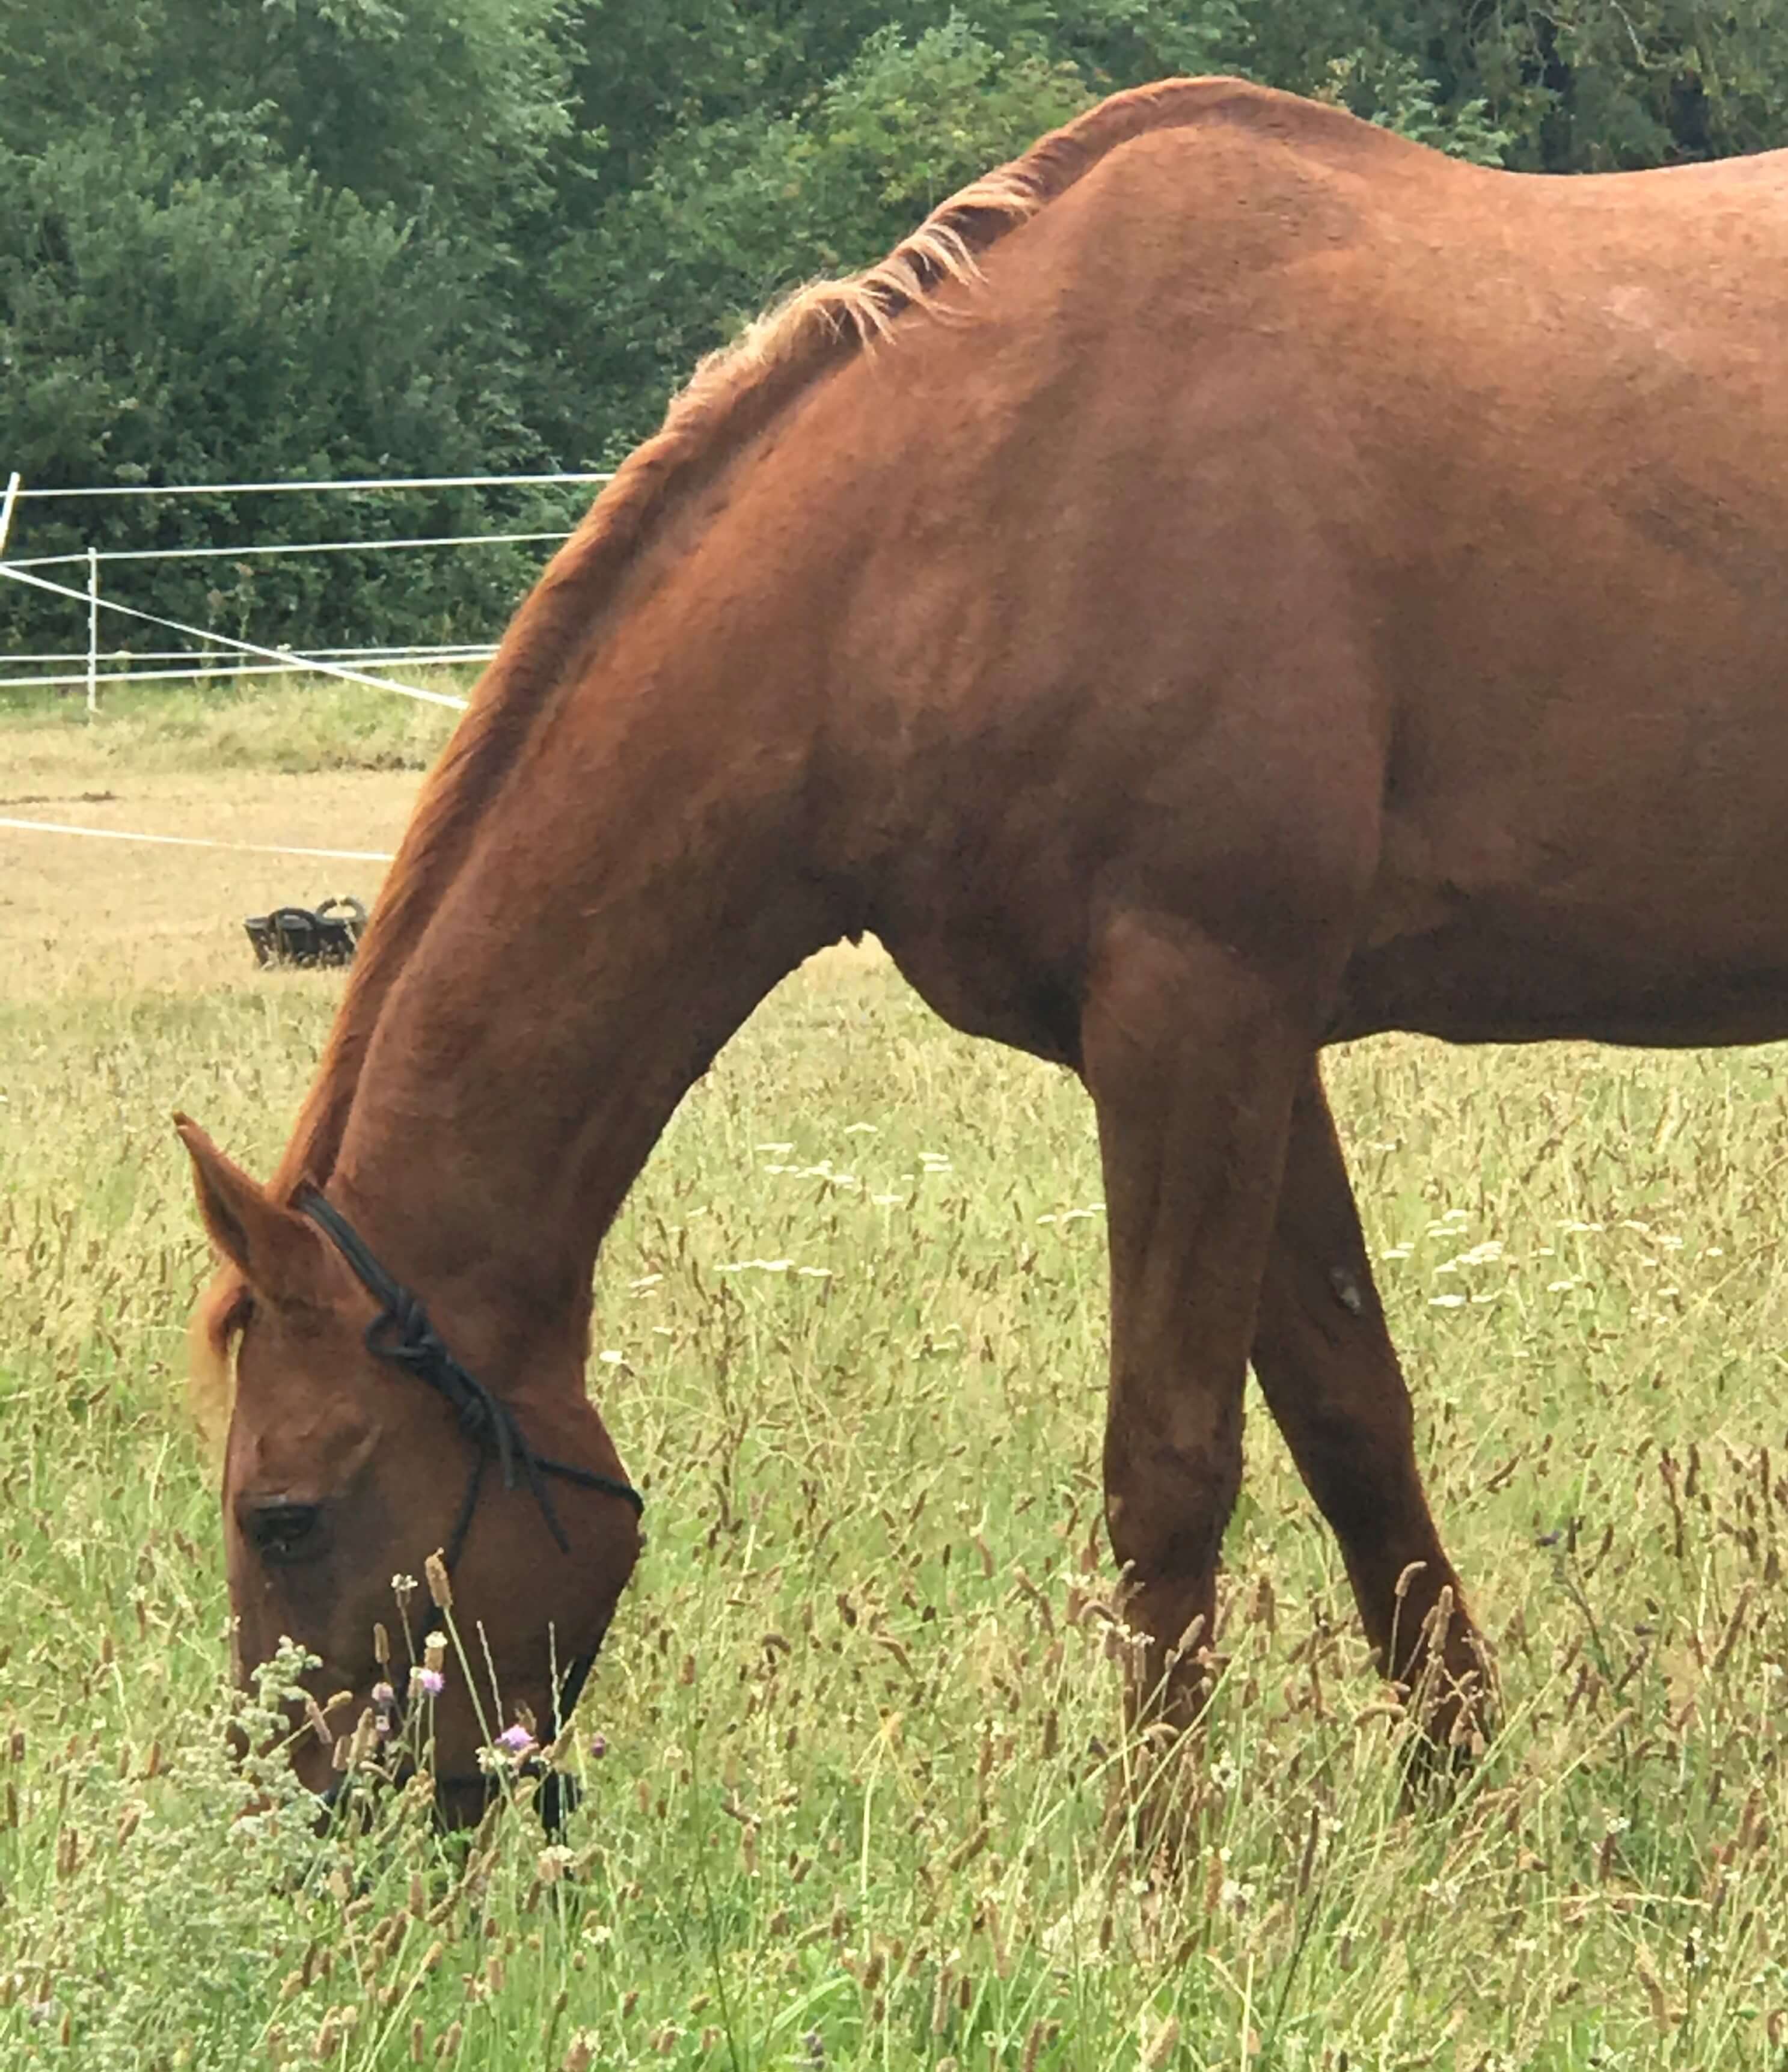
[5,682,1788,2069]
[0,676,458,994]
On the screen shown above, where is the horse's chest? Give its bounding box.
[878,918,1086,1069]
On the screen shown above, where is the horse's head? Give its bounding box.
[176,1117,641,1819]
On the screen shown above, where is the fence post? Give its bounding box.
[86,547,99,715]
[0,472,20,557]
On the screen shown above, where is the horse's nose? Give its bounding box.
[535,1767,583,1832]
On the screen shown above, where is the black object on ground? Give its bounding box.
[244,896,367,968]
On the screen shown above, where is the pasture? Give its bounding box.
[4,681,1788,2069]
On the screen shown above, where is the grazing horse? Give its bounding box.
[182,76,1788,1811]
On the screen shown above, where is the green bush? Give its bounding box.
[3,0,1786,656]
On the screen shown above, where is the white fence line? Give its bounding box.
[0,558,465,709]
[0,814,396,864]
[1,466,610,702]
[5,529,574,569]
[1,637,494,694]
[12,471,614,499]
[0,469,578,879]
[5,643,491,665]
[0,656,494,692]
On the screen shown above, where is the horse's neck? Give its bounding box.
[325,574,844,1360]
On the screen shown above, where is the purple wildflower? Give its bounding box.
[370,1681,395,1708]
[409,1665,445,1699]
[587,1732,608,1760]
[496,1724,536,1758]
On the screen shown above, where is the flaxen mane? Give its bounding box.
[185,76,1324,1434]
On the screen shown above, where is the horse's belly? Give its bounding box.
[1335,918,1788,1048]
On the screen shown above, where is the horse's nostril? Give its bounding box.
[243,1500,326,1565]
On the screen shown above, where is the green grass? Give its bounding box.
[0,670,464,775]
[6,689,1788,2069]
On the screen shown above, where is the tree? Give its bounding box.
[4,0,1786,656]
[0,114,559,651]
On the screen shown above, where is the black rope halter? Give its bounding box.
[296,1185,643,1566]
[295,1185,642,1807]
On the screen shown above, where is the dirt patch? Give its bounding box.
[1,764,419,997]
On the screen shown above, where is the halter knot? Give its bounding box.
[367,1290,525,1489]
[294,1186,644,1568]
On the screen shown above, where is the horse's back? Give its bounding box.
[866,97,1788,1048]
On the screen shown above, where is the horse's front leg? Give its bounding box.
[1080,912,1309,1738]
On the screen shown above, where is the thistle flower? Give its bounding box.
[409,1665,445,1700]
[496,1724,536,1759]
[587,1732,608,1759]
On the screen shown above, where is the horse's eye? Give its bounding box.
[242,1500,326,1566]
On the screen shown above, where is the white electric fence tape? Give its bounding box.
[0,561,467,709]
[12,472,612,498]
[5,529,573,569]
[0,814,395,864]
[0,469,584,868]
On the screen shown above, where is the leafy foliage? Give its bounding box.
[0,113,569,652]
[2,0,1785,649]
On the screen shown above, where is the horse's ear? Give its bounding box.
[174,1114,321,1296]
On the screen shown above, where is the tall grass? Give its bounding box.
[5,691,1788,2068]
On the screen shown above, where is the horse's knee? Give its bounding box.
[1104,1428,1241,1593]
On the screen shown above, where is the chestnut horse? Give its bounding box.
[180,76,1788,1809]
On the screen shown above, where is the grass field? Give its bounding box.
[5,680,1788,2070]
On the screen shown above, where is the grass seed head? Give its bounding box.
[1140,2014,1181,2069]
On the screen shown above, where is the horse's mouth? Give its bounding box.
[316,1759,581,1832]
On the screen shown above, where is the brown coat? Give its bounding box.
[183,79,1788,1803]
